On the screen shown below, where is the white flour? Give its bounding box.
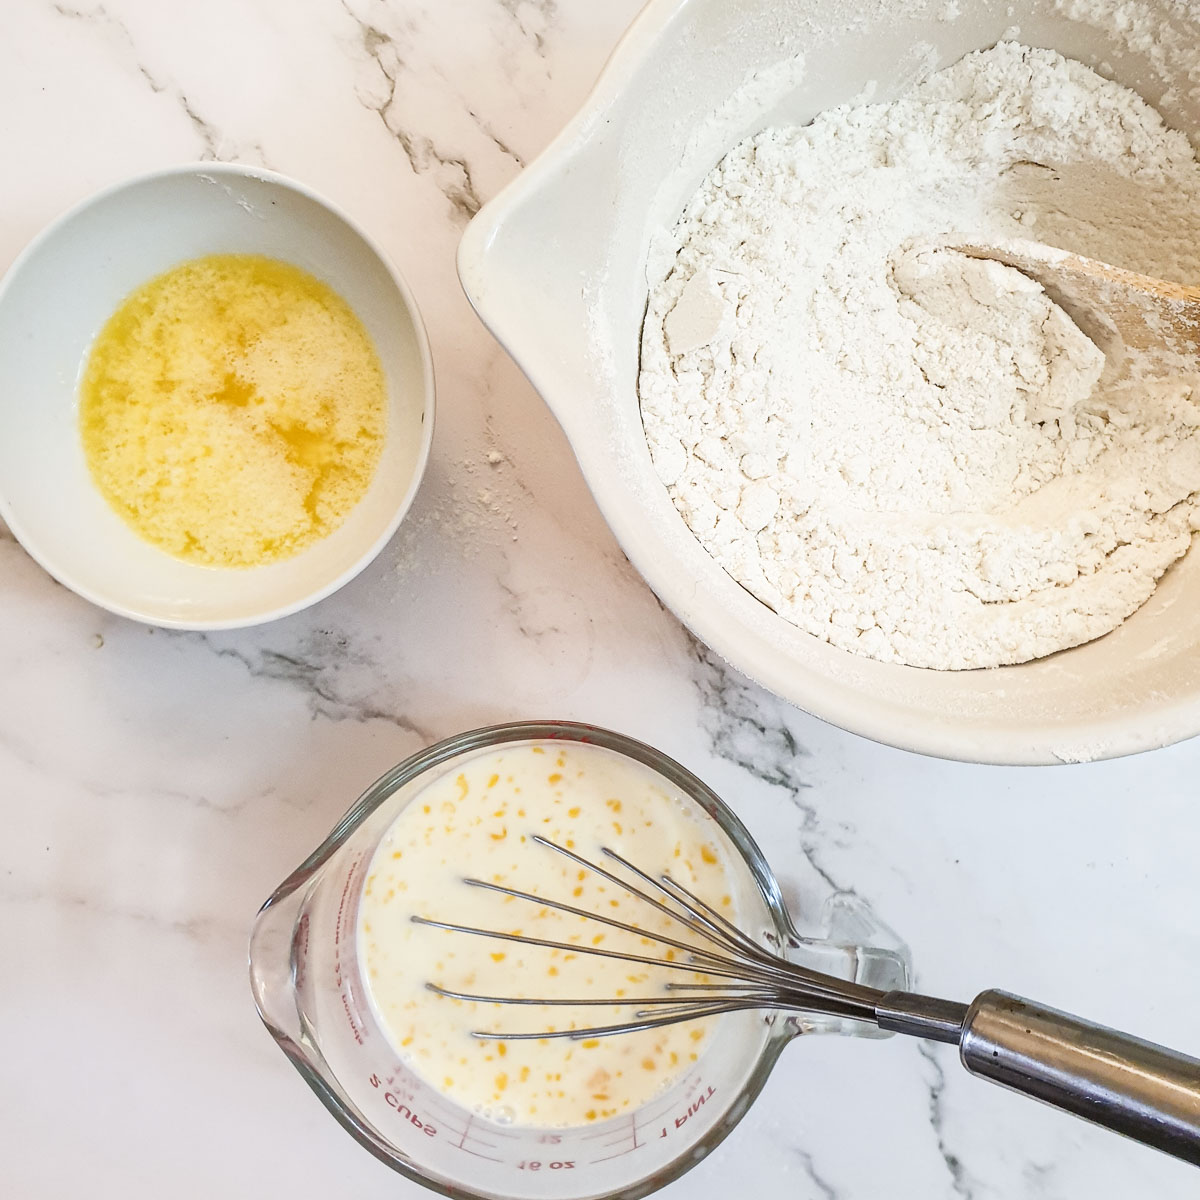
[639,42,1200,670]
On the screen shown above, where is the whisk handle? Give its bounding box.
[959,989,1200,1165]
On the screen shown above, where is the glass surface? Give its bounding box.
[249,722,910,1199]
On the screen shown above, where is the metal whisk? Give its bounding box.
[416,836,1200,1166]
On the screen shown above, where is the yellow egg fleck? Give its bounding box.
[359,742,744,1129]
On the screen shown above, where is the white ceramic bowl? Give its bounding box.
[458,0,1200,765]
[0,163,433,629]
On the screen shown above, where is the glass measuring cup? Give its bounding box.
[249,722,911,1199]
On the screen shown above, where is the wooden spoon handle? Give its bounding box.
[950,239,1200,357]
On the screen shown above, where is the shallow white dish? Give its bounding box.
[0,163,433,629]
[458,0,1200,765]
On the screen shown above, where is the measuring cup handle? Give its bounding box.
[959,989,1200,1165]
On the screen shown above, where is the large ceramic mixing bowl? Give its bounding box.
[457,0,1200,765]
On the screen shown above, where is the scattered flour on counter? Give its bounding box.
[639,42,1200,670]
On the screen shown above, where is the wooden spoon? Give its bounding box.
[950,240,1199,362]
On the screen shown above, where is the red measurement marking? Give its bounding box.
[340,992,364,1045]
[658,1085,717,1137]
[444,1112,502,1161]
[333,853,373,1041]
[367,1075,439,1137]
[457,1145,503,1163]
[333,854,362,949]
[595,1134,634,1150]
[438,1124,499,1151]
[588,1109,655,1163]
[590,1147,646,1165]
[484,1123,523,1142]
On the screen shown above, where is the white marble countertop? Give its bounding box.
[2,1,1198,1197]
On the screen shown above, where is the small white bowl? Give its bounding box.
[0,163,434,629]
[459,0,1200,764]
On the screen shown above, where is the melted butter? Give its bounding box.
[358,742,746,1128]
[79,253,386,567]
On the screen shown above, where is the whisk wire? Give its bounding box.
[415,837,884,1038]
[457,875,761,975]
[600,842,879,1003]
[467,1000,769,1041]
[652,869,779,959]
[593,844,754,954]
[530,835,752,963]
[532,839,865,1003]
[412,914,775,986]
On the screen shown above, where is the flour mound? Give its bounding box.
[639,43,1200,670]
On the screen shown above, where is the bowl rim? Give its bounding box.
[456,0,1200,767]
[0,160,436,631]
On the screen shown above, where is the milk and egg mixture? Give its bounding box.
[358,742,747,1127]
